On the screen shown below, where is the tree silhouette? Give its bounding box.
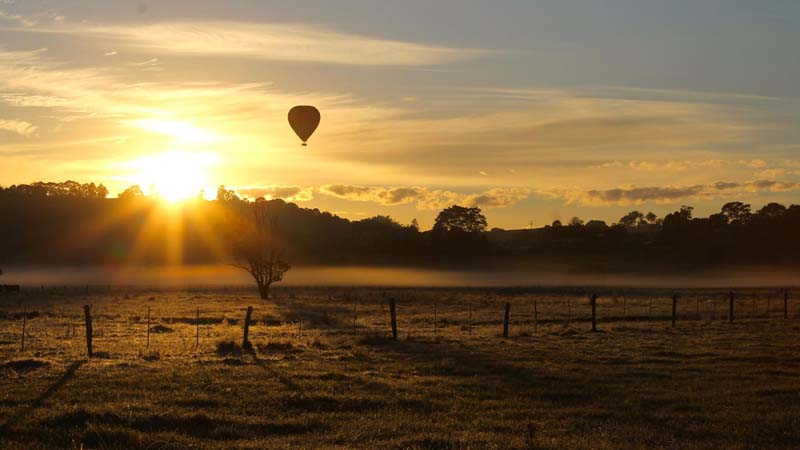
[229,199,291,299]
[721,201,751,225]
[619,211,644,227]
[217,185,242,203]
[756,202,786,219]
[118,185,144,199]
[433,205,487,233]
[568,217,584,227]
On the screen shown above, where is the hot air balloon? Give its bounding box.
[288,105,320,146]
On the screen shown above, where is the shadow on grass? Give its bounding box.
[252,353,301,390]
[43,409,325,440]
[0,360,84,435]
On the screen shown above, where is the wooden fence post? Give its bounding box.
[195,306,200,349]
[591,294,598,332]
[767,295,771,318]
[146,306,151,349]
[672,295,678,327]
[83,305,93,358]
[503,302,511,338]
[242,306,253,350]
[567,298,572,325]
[729,291,735,323]
[648,297,653,317]
[696,297,700,319]
[533,299,538,333]
[785,289,790,320]
[468,302,472,336]
[20,306,27,352]
[353,298,357,336]
[389,299,397,340]
[434,304,437,337]
[622,295,627,325]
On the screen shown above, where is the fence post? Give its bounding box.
[20,306,27,352]
[389,299,397,340]
[83,305,93,358]
[533,299,538,333]
[146,306,151,349]
[672,295,678,327]
[353,298,357,336]
[785,289,790,320]
[434,304,437,337]
[567,298,572,325]
[767,295,771,318]
[591,294,598,332]
[503,302,511,338]
[468,302,472,336]
[622,295,627,325]
[242,306,253,350]
[729,292,735,323]
[195,306,200,349]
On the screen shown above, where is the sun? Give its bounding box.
[131,151,218,203]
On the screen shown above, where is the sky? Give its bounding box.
[0,0,799,229]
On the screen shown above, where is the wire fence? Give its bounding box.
[0,286,796,360]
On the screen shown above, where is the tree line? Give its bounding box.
[1,181,799,274]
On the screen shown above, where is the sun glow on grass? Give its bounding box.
[130,151,218,203]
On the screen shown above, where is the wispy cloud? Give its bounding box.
[0,8,36,27]
[36,20,492,66]
[545,180,800,206]
[235,185,314,202]
[0,118,37,136]
[320,185,529,210]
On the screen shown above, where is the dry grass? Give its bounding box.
[1,286,799,449]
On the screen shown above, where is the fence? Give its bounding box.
[0,287,795,359]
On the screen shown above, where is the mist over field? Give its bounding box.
[5,264,799,289]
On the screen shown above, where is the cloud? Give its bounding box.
[576,186,707,206]
[0,118,37,136]
[36,20,492,66]
[0,9,36,27]
[742,180,800,192]
[547,180,800,206]
[320,185,451,209]
[320,185,529,210]
[464,188,530,208]
[235,185,314,202]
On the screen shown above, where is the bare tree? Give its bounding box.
[230,199,291,299]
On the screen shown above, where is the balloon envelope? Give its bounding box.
[288,105,320,146]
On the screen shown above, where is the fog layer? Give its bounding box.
[3,265,798,288]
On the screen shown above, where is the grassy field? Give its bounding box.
[1,286,800,449]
